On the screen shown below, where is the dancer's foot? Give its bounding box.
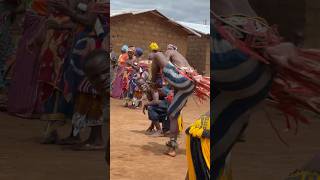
[165,139,178,157]
[145,127,153,132]
[145,129,155,135]
[149,130,162,137]
[165,147,176,157]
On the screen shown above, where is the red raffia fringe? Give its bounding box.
[214,16,320,138]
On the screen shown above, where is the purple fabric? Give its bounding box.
[111,66,124,99]
[8,11,46,114]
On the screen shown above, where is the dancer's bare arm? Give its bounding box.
[150,56,159,84]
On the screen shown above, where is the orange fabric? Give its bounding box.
[31,0,48,16]
[118,53,128,66]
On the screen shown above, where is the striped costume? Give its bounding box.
[212,22,273,179]
[162,62,195,134]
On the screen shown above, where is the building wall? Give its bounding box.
[111,13,189,59]
[186,36,210,75]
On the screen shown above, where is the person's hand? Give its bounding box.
[142,104,148,114]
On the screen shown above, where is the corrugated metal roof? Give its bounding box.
[176,21,210,35]
[110,9,202,37]
[110,9,156,17]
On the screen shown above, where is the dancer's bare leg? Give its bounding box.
[165,115,179,157]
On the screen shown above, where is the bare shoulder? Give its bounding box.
[165,50,175,56]
[154,52,165,59]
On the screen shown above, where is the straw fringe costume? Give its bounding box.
[212,10,320,179]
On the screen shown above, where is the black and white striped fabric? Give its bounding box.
[163,62,195,120]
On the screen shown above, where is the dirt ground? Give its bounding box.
[0,112,106,180]
[110,97,209,180]
[232,105,320,180]
[2,98,320,180]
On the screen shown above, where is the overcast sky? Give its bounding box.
[111,0,210,24]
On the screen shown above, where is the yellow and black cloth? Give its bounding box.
[186,114,210,180]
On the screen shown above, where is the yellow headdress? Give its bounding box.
[149,42,159,51]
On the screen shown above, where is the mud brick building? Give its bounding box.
[179,22,210,75]
[111,9,210,75]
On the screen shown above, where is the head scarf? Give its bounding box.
[149,42,159,51]
[121,45,128,53]
[135,47,143,57]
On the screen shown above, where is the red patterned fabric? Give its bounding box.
[36,15,72,108]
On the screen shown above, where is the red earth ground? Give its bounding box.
[1,98,319,180]
[110,97,209,180]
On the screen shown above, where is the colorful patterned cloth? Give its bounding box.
[36,14,72,111]
[62,3,108,132]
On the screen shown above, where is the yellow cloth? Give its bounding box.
[201,138,210,169]
[186,115,211,180]
[186,134,196,180]
[149,42,159,51]
[188,115,210,138]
